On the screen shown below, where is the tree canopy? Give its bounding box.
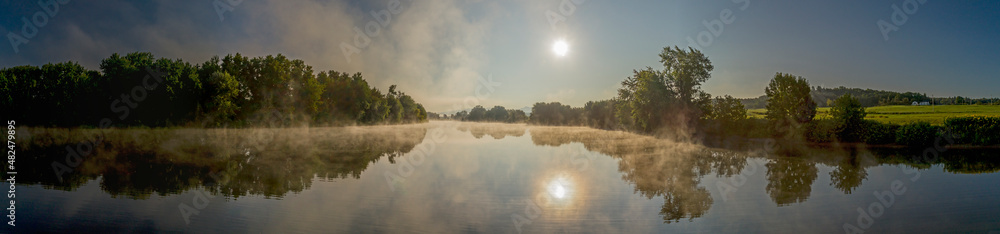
[829,94,866,141]
[765,73,817,137]
[0,52,427,127]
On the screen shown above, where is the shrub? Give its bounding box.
[765,73,817,136]
[739,118,772,139]
[944,116,1000,146]
[860,120,897,145]
[830,94,866,142]
[895,122,939,147]
[805,119,839,143]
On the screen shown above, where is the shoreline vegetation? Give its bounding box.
[11,123,998,199]
[0,52,429,128]
[440,46,1000,149]
[3,48,997,149]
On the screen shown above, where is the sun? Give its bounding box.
[553,40,569,57]
[552,183,567,198]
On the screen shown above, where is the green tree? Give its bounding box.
[414,103,427,122]
[467,105,487,121]
[386,85,403,123]
[398,93,419,122]
[659,46,714,109]
[204,71,241,125]
[584,99,618,130]
[529,102,582,125]
[765,73,817,137]
[290,60,322,120]
[829,94,866,141]
[150,58,202,125]
[506,109,528,123]
[702,95,747,136]
[453,110,468,120]
[616,68,673,133]
[486,106,509,122]
[2,52,429,127]
[707,95,746,123]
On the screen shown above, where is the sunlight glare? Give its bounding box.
[547,175,572,200]
[553,40,569,57]
[553,183,566,198]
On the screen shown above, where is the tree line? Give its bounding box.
[447,105,528,123]
[0,52,427,127]
[740,86,999,109]
[527,46,999,146]
[529,46,746,136]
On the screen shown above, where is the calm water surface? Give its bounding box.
[6,121,1000,233]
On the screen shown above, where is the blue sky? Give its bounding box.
[1,0,998,112]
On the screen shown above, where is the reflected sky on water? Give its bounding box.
[6,122,1000,233]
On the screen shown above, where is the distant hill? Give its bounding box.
[739,86,996,109]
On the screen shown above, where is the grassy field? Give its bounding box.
[748,105,1000,125]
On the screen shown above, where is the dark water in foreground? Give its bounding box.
[5,121,1000,233]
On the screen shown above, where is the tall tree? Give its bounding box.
[765,72,817,136]
[616,68,673,133]
[467,105,487,121]
[486,106,509,122]
[659,46,714,108]
[204,71,241,125]
[1,52,428,127]
[506,109,528,123]
[829,94,866,141]
[584,99,618,130]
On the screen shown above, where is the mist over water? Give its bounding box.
[5,122,1000,233]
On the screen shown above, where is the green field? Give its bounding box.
[748,105,1000,125]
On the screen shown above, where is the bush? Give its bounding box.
[830,94,866,142]
[860,120,897,145]
[738,118,772,139]
[945,116,1000,145]
[805,119,839,143]
[895,122,939,147]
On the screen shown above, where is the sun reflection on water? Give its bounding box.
[544,173,575,202]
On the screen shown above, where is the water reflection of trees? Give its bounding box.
[869,148,1000,174]
[12,125,428,199]
[456,123,526,139]
[765,157,817,205]
[528,126,1000,217]
[529,127,748,223]
[10,123,999,212]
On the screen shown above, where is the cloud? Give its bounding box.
[3,0,500,112]
[233,0,500,112]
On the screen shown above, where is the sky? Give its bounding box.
[1,0,998,112]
